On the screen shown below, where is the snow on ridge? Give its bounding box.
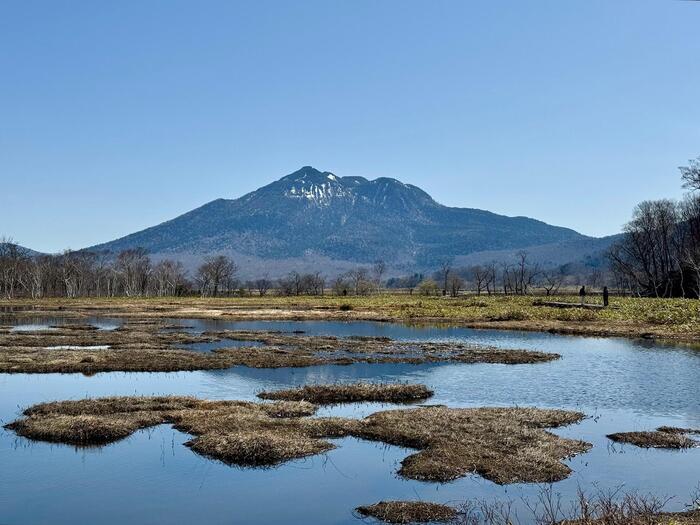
[284,179,352,206]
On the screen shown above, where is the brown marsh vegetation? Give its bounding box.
[356,500,457,523]
[257,383,434,404]
[451,485,700,525]
[3,294,700,341]
[607,427,699,449]
[356,487,700,524]
[5,396,589,484]
[0,322,557,374]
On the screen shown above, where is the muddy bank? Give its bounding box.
[5,396,589,484]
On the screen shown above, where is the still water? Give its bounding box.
[1,319,699,525]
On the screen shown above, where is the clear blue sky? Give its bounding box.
[2,0,699,253]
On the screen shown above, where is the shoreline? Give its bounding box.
[1,295,699,344]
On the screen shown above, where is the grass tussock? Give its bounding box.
[352,406,590,483]
[257,383,433,404]
[5,397,588,484]
[0,324,556,374]
[356,501,457,523]
[607,427,698,449]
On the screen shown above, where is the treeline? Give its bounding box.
[0,243,389,299]
[0,245,235,299]
[0,241,606,300]
[386,251,605,297]
[608,156,700,298]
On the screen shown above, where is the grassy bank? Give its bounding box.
[2,294,699,341]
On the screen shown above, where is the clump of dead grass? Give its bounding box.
[352,406,590,483]
[257,383,433,404]
[5,397,590,485]
[0,325,558,374]
[356,500,456,523]
[607,427,698,449]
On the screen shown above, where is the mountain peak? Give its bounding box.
[282,166,334,182]
[276,167,349,205]
[90,166,593,273]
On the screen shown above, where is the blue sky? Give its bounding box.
[1,0,699,252]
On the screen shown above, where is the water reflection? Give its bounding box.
[0,319,699,525]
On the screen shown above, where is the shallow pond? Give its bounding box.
[1,319,699,525]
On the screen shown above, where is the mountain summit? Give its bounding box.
[90,166,604,275]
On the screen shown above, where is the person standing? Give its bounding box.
[603,286,609,307]
[579,285,586,305]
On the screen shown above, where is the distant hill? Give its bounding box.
[89,166,618,277]
[0,242,42,257]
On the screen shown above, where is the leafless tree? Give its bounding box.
[469,265,488,295]
[608,200,680,297]
[372,260,387,291]
[255,276,272,296]
[331,275,351,296]
[448,274,465,297]
[115,248,151,297]
[438,258,453,295]
[485,262,497,295]
[0,237,30,299]
[347,267,372,295]
[151,259,188,296]
[680,156,700,192]
[515,251,540,295]
[540,269,564,296]
[196,255,237,297]
[308,271,325,295]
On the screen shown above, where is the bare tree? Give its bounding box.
[540,269,564,296]
[608,200,680,297]
[438,258,453,296]
[485,262,497,295]
[331,275,350,296]
[515,251,540,295]
[0,238,30,299]
[151,259,188,296]
[115,248,151,297]
[372,260,387,292]
[469,265,488,295]
[196,255,237,297]
[347,268,372,295]
[448,274,465,297]
[255,275,272,296]
[680,156,700,192]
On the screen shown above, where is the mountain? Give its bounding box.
[0,242,42,257]
[90,166,616,277]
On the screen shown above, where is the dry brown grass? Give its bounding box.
[356,501,457,523]
[4,294,700,341]
[607,427,698,449]
[452,485,700,525]
[257,383,434,404]
[5,397,590,484]
[351,406,590,483]
[0,324,557,374]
